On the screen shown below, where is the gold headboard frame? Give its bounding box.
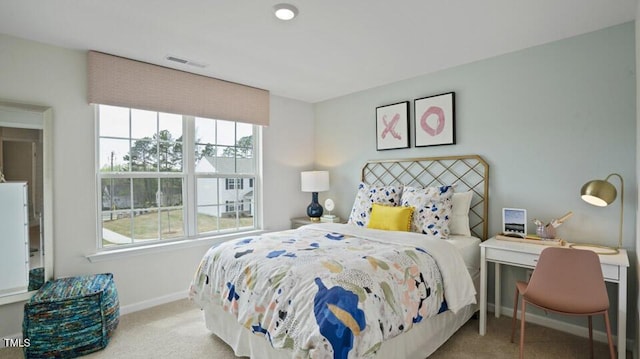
[361,154,489,240]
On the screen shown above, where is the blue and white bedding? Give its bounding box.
[189,223,476,359]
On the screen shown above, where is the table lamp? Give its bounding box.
[570,173,624,254]
[301,171,329,221]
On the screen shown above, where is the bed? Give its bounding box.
[190,155,489,358]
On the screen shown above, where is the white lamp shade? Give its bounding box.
[301,171,329,192]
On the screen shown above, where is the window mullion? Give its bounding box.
[157,177,162,240]
[129,174,134,245]
[127,108,133,245]
[235,185,240,229]
[184,116,197,238]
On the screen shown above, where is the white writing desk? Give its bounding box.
[479,237,629,358]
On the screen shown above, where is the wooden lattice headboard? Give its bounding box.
[361,155,489,240]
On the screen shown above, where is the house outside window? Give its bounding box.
[97,105,259,248]
[225,178,244,190]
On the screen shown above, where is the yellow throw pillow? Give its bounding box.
[367,203,414,232]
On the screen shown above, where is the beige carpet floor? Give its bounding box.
[1,299,630,358]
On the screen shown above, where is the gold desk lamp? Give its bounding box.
[570,173,624,255]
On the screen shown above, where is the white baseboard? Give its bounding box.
[489,304,634,350]
[119,290,188,315]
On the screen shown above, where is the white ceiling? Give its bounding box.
[0,1,636,103]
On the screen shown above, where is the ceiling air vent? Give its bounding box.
[166,56,188,64]
[165,55,207,68]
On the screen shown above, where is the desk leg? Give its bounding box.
[617,267,627,358]
[495,262,501,318]
[479,247,487,335]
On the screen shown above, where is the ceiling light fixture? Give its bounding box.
[274,3,298,21]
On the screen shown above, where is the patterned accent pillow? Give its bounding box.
[348,183,402,227]
[400,185,454,238]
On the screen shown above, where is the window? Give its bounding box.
[97,105,259,248]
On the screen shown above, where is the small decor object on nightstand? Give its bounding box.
[301,171,330,221]
[0,167,5,183]
[324,198,335,214]
[321,198,340,223]
[320,216,341,223]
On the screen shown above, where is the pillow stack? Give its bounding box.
[348,182,474,239]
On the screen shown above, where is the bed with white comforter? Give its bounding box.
[190,223,476,358]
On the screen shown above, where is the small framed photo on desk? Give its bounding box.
[502,208,527,238]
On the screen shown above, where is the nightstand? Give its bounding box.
[290,217,318,229]
[479,237,629,358]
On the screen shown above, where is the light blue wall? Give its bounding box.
[315,22,636,339]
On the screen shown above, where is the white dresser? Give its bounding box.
[0,182,30,295]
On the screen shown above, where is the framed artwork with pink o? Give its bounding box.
[414,92,455,147]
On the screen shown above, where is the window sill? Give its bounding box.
[86,230,266,263]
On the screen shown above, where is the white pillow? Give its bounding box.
[449,191,473,236]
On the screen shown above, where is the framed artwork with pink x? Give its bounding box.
[414,92,455,147]
[375,101,409,151]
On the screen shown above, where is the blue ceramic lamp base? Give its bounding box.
[307,192,323,221]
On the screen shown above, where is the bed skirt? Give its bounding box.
[201,300,477,359]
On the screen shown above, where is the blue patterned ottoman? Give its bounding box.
[23,273,119,358]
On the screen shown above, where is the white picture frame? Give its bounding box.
[502,208,527,238]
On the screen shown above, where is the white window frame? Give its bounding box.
[95,105,261,251]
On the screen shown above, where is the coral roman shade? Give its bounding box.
[87,51,269,126]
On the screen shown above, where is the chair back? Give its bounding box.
[523,247,609,314]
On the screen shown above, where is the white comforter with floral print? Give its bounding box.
[189,223,475,359]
